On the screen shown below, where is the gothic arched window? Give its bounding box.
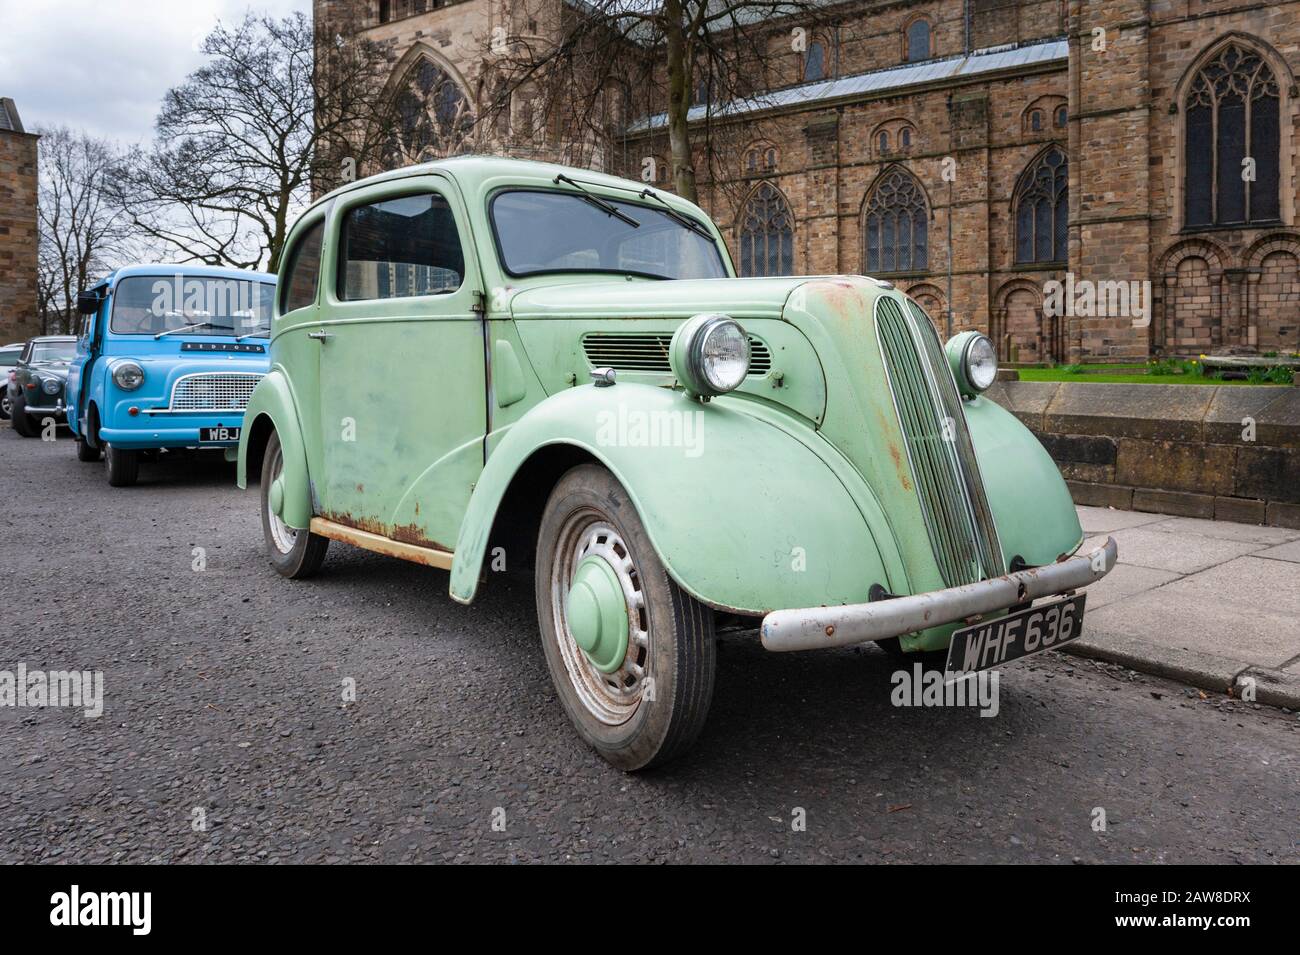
[738,183,794,277]
[906,19,932,62]
[389,57,472,164]
[1184,42,1281,228]
[804,41,827,82]
[863,167,929,274]
[1014,146,1068,264]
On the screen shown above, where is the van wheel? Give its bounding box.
[536,463,716,771]
[261,430,328,578]
[105,444,139,486]
[76,436,101,461]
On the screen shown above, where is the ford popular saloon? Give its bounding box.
[70,265,275,486]
[238,156,1116,770]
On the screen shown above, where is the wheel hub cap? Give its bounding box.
[566,555,629,674]
[269,476,285,517]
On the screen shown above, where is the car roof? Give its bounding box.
[91,263,278,290]
[305,154,705,221]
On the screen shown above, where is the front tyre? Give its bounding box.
[104,444,139,486]
[9,399,38,437]
[536,463,716,771]
[76,436,101,462]
[260,430,328,579]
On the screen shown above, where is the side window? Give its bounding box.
[338,193,465,301]
[282,219,325,314]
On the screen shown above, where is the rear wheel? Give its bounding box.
[0,387,11,420]
[260,430,328,579]
[536,463,716,771]
[105,444,139,486]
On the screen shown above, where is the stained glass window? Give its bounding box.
[863,167,928,273]
[738,183,794,277]
[1014,146,1068,264]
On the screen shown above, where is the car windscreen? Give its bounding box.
[0,347,22,365]
[490,189,728,280]
[30,341,76,362]
[110,275,276,337]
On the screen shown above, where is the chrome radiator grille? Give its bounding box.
[168,373,262,412]
[876,297,1003,587]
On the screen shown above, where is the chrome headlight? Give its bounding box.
[669,313,750,399]
[112,362,144,391]
[946,331,998,398]
[40,377,61,395]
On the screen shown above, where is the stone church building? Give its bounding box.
[315,0,1300,362]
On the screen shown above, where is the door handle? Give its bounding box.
[307,330,333,341]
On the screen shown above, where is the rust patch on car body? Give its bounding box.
[312,514,453,569]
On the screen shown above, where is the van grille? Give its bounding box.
[876,298,1003,587]
[582,333,772,375]
[168,373,263,412]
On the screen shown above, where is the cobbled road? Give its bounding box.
[1,427,1297,864]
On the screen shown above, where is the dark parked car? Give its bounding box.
[0,342,22,420]
[9,336,76,437]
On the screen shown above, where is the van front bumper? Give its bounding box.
[760,536,1118,652]
[99,412,247,450]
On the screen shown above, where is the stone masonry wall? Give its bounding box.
[987,380,1300,529]
[0,125,39,343]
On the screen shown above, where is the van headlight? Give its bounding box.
[113,362,144,391]
[669,313,750,399]
[946,332,998,398]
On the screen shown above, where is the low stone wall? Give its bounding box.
[984,381,1300,529]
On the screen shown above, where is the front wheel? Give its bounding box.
[536,463,716,771]
[76,436,101,462]
[260,430,328,578]
[0,387,11,420]
[104,444,139,486]
[9,400,38,437]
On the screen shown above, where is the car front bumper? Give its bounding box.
[22,399,66,417]
[760,536,1118,652]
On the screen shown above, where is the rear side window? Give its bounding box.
[282,219,325,314]
[338,193,464,301]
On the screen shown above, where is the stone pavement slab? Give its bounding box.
[1256,539,1300,563]
[1064,505,1300,708]
[1104,526,1261,574]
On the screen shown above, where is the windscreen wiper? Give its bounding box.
[554,174,640,228]
[155,321,234,339]
[638,189,713,240]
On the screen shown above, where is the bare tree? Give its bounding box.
[115,8,396,272]
[35,127,131,334]
[483,0,840,202]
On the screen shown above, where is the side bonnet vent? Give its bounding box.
[582,332,771,375]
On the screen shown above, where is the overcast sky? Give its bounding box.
[0,0,310,144]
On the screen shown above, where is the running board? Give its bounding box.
[308,518,454,570]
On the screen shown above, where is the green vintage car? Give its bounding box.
[238,156,1116,770]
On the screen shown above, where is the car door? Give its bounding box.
[276,207,330,488]
[66,296,101,437]
[313,174,486,553]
